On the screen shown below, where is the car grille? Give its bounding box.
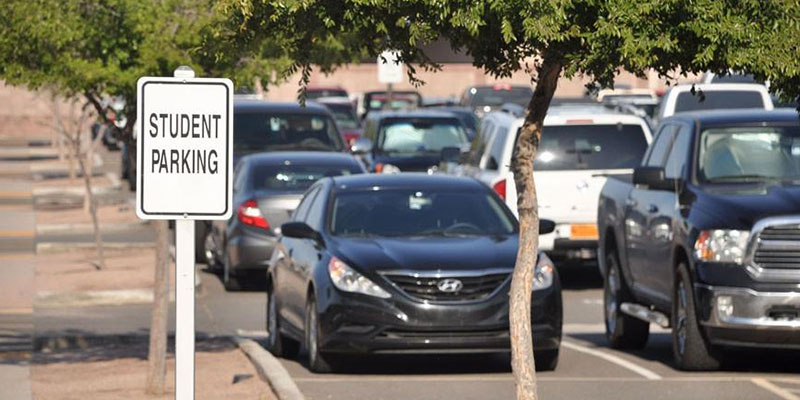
[382,271,510,302]
[753,224,800,278]
[378,328,509,339]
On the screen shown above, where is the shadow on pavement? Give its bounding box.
[557,261,603,291]
[199,265,267,292]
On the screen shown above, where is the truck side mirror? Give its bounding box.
[633,166,676,191]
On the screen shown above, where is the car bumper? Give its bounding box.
[696,284,800,348]
[315,283,562,354]
[228,231,276,272]
[540,223,598,262]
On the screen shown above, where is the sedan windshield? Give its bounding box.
[251,163,362,192]
[330,188,516,237]
[698,125,800,183]
[377,119,469,155]
[233,112,344,152]
[533,124,649,170]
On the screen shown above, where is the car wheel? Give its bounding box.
[222,255,242,291]
[672,263,720,371]
[305,294,335,373]
[534,348,559,371]
[265,284,300,358]
[604,249,649,349]
[203,229,219,269]
[195,222,208,261]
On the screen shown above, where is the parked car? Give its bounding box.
[266,173,562,372]
[597,109,800,370]
[453,105,652,264]
[426,106,481,141]
[206,152,365,290]
[305,86,349,100]
[354,110,471,173]
[357,90,423,120]
[460,84,533,117]
[195,100,348,263]
[654,83,773,124]
[314,97,363,146]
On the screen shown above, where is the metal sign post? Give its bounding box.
[136,66,233,400]
[377,50,403,110]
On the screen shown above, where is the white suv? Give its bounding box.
[453,104,653,263]
[655,83,773,124]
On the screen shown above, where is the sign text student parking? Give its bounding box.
[136,77,233,219]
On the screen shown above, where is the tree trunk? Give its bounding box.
[76,154,105,270]
[146,220,171,395]
[509,54,562,400]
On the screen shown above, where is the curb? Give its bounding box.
[36,220,149,235]
[35,289,156,308]
[34,333,224,352]
[35,241,155,254]
[235,337,305,400]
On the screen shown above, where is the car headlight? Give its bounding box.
[328,257,391,298]
[534,253,555,291]
[694,230,750,264]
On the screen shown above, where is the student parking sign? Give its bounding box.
[136,76,233,220]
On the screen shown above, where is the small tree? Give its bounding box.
[226,1,800,398]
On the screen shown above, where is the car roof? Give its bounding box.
[484,104,648,126]
[666,83,769,94]
[234,99,330,114]
[662,108,800,126]
[240,151,360,166]
[366,109,465,120]
[330,173,485,191]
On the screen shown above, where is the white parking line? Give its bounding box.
[235,329,269,339]
[560,340,662,380]
[752,378,800,400]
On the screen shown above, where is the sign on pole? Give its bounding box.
[137,67,233,400]
[136,74,233,220]
[377,50,403,84]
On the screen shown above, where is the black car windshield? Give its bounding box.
[234,112,344,152]
[674,90,764,113]
[306,89,348,99]
[533,124,648,170]
[323,103,360,130]
[698,125,800,183]
[377,119,469,155]
[468,86,533,107]
[367,95,420,112]
[251,163,362,191]
[330,188,516,237]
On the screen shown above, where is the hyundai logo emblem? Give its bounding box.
[437,278,463,293]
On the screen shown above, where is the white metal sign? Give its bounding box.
[377,50,403,84]
[136,75,233,220]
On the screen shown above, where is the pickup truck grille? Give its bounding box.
[753,224,800,278]
[382,271,510,302]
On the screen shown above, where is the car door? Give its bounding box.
[624,124,677,301]
[276,185,319,330]
[647,123,692,300]
[295,185,328,323]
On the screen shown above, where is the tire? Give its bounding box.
[222,255,242,291]
[195,222,208,261]
[305,294,335,373]
[265,284,300,358]
[604,248,649,349]
[203,228,220,269]
[672,263,720,371]
[534,348,559,371]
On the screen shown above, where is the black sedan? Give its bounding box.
[206,151,365,290]
[266,174,562,372]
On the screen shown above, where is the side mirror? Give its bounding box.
[633,166,676,191]
[351,137,373,155]
[539,219,556,235]
[280,222,323,245]
[440,146,460,163]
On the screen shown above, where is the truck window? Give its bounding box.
[673,90,765,114]
[665,126,693,179]
[533,124,648,170]
[645,125,678,167]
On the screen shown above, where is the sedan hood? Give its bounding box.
[330,235,519,273]
[693,183,800,229]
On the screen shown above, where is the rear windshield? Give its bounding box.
[377,118,469,156]
[674,91,765,113]
[306,89,348,99]
[467,87,533,107]
[366,93,422,111]
[533,124,648,171]
[330,188,516,237]
[323,103,360,130]
[233,112,344,152]
[251,163,362,191]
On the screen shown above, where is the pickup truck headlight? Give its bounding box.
[534,253,555,291]
[328,257,391,298]
[694,230,750,264]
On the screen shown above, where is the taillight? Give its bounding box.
[493,179,506,200]
[342,132,360,146]
[237,199,269,229]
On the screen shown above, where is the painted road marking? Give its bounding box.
[0,230,34,238]
[561,340,662,380]
[0,308,33,315]
[290,375,777,383]
[235,329,269,339]
[752,378,800,400]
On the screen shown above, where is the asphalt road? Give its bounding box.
[37,264,800,400]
